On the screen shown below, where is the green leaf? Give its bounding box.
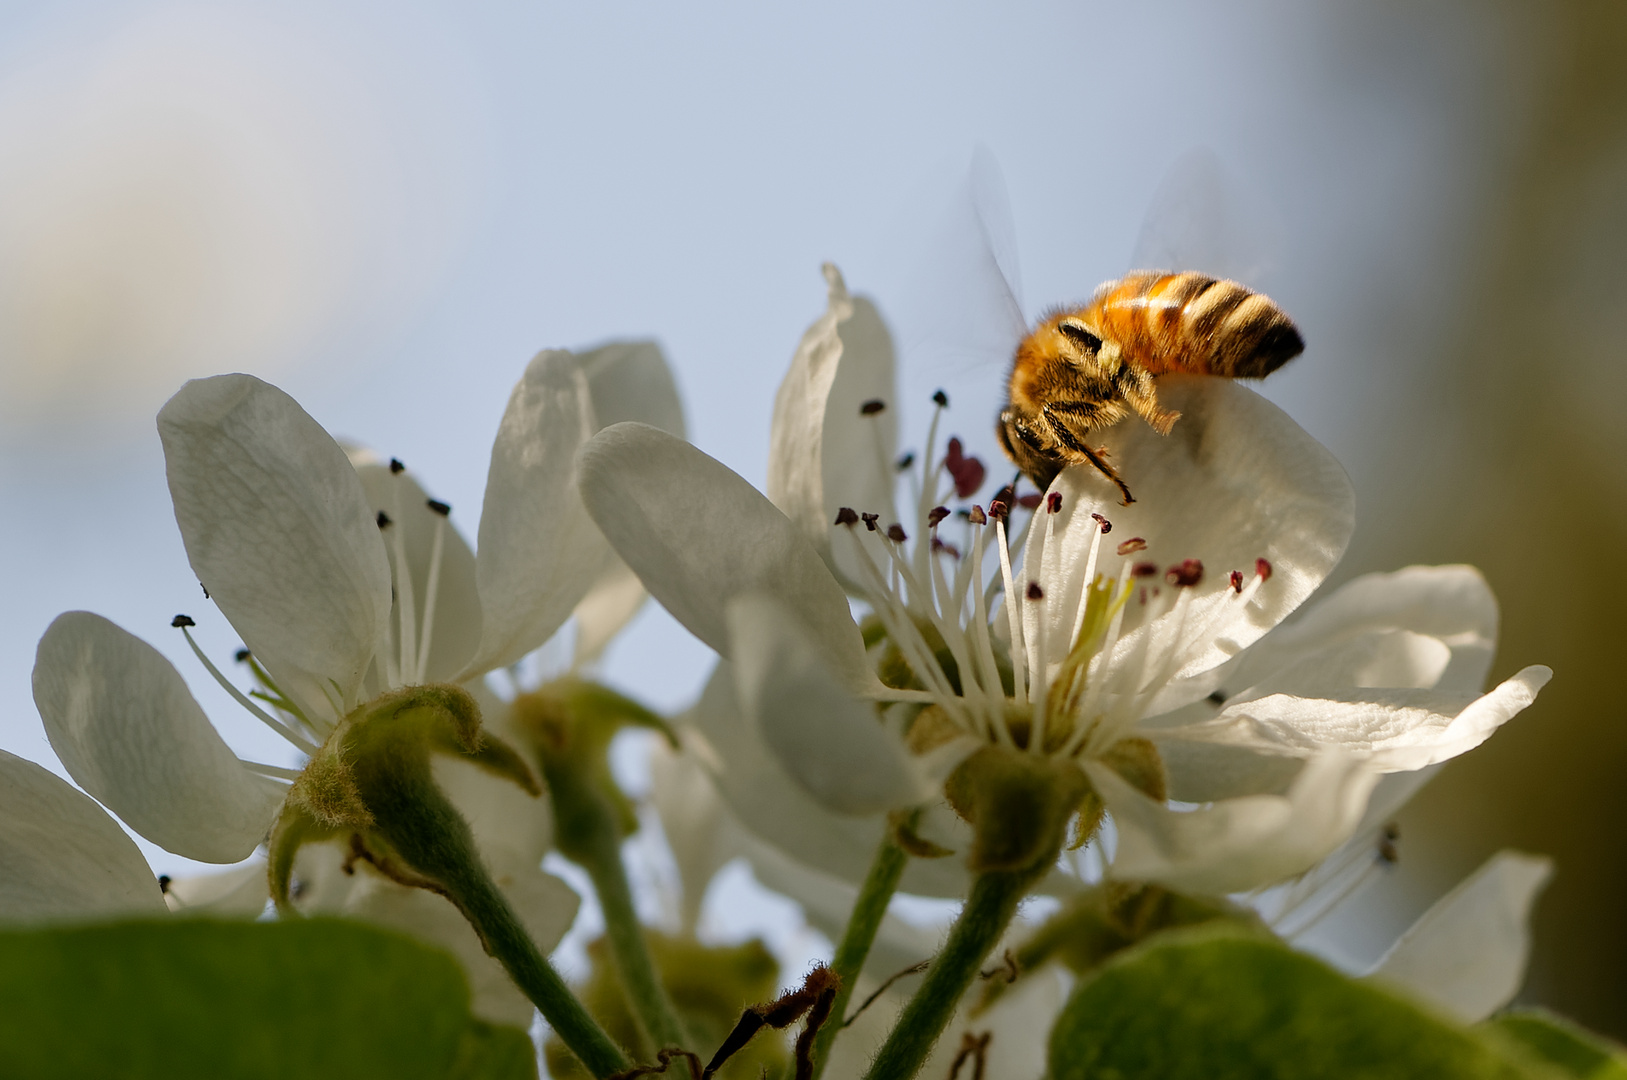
[1048,926,1555,1080]
[1489,1009,1627,1078]
[0,917,536,1080]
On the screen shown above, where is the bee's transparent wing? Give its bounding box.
[1129,147,1285,286]
[897,147,1030,375]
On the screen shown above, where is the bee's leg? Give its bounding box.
[1041,403,1135,505]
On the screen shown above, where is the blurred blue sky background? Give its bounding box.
[6,0,1604,1027]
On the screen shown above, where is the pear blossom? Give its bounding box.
[23,342,682,1016]
[577,266,1550,898]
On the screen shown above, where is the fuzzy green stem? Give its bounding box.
[344,696,628,1078]
[860,864,1045,1080]
[806,829,909,1080]
[443,857,630,1077]
[546,754,692,1057]
[584,816,694,1055]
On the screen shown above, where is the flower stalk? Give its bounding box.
[860,859,1050,1080]
[805,818,913,1080]
[514,679,693,1059]
[266,685,629,1077]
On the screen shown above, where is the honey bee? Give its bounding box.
[997,271,1303,503]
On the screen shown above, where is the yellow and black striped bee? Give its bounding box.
[997,271,1303,504]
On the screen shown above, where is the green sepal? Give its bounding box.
[1487,1009,1627,1078]
[510,676,672,856]
[1048,924,1563,1080]
[265,683,541,913]
[943,745,1089,873]
[266,805,342,916]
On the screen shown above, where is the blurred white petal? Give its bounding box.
[462,350,610,677]
[1368,850,1553,1022]
[0,748,165,922]
[767,265,899,584]
[1092,753,1379,895]
[33,612,286,863]
[683,663,972,898]
[727,593,932,815]
[163,858,270,918]
[578,422,874,693]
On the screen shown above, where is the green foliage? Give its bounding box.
[545,933,785,1080]
[1489,1010,1627,1078]
[1048,926,1558,1080]
[0,917,535,1080]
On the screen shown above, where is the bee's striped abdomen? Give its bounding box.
[1081,271,1303,378]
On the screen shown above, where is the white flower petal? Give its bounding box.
[352,462,483,685]
[578,422,874,692]
[1023,378,1354,709]
[1368,850,1553,1022]
[163,858,270,918]
[727,593,932,815]
[462,350,611,677]
[33,612,287,863]
[648,738,734,933]
[683,662,971,898]
[571,554,647,667]
[1217,565,1500,700]
[1091,752,1379,895]
[158,374,393,717]
[1165,665,1551,772]
[562,339,688,661]
[578,339,687,437]
[0,748,166,922]
[767,265,899,585]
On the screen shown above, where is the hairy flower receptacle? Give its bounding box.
[267,683,540,915]
[944,746,1092,874]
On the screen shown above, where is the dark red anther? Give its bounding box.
[886,523,908,543]
[1090,513,1112,534]
[927,506,950,528]
[1230,570,1244,593]
[389,458,405,474]
[1131,562,1158,578]
[1166,559,1205,587]
[967,504,988,526]
[171,614,196,628]
[1116,537,1146,556]
[933,389,949,408]
[1026,581,1044,600]
[860,399,887,416]
[426,499,451,517]
[1018,492,1043,510]
[1046,491,1062,514]
[1256,557,1273,581]
[993,483,1016,508]
[932,537,961,559]
[860,512,880,532]
[376,511,393,529]
[943,437,987,497]
[988,501,1009,523]
[834,507,860,527]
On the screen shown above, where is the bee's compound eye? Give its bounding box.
[1058,322,1102,352]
